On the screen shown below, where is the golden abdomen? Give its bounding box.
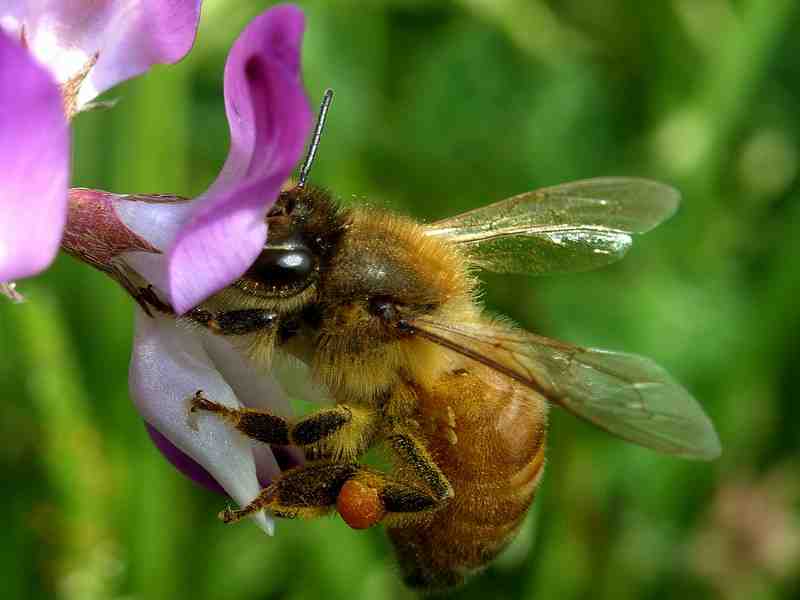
[388,368,547,590]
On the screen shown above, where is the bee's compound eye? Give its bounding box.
[242,245,317,297]
[252,248,314,282]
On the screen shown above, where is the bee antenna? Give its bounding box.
[298,88,334,187]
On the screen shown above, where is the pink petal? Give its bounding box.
[204,4,309,197]
[1,0,201,107]
[167,178,278,314]
[129,310,275,534]
[0,30,68,282]
[165,5,313,314]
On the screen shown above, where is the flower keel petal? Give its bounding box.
[203,332,303,483]
[129,311,274,534]
[146,423,227,495]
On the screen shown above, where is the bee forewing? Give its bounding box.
[424,178,680,275]
[409,318,721,461]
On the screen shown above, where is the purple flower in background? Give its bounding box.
[1,0,202,115]
[0,0,201,290]
[63,5,314,534]
[0,31,68,288]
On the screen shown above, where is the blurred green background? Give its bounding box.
[2,0,799,598]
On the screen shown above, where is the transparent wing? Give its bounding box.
[409,317,721,460]
[425,178,680,274]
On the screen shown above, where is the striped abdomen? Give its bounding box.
[388,368,547,590]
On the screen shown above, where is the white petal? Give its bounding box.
[113,197,192,251]
[112,196,192,296]
[129,310,273,534]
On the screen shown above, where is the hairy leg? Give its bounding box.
[220,462,360,522]
[189,394,452,529]
[335,427,454,529]
[189,391,377,459]
[219,461,449,528]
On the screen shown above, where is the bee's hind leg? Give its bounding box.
[219,462,361,523]
[334,428,454,529]
[225,427,457,530]
[385,429,453,504]
[219,460,448,529]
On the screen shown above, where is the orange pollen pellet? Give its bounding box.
[336,479,386,530]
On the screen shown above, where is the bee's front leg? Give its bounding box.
[188,391,289,444]
[188,393,378,460]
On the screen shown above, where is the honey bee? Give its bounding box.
[182,92,721,590]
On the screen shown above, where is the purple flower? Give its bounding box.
[0,30,68,286]
[1,0,202,114]
[62,5,314,534]
[113,4,312,315]
[2,0,311,533]
[0,0,201,290]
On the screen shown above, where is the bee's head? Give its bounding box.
[314,207,474,354]
[209,185,344,313]
[197,186,474,397]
